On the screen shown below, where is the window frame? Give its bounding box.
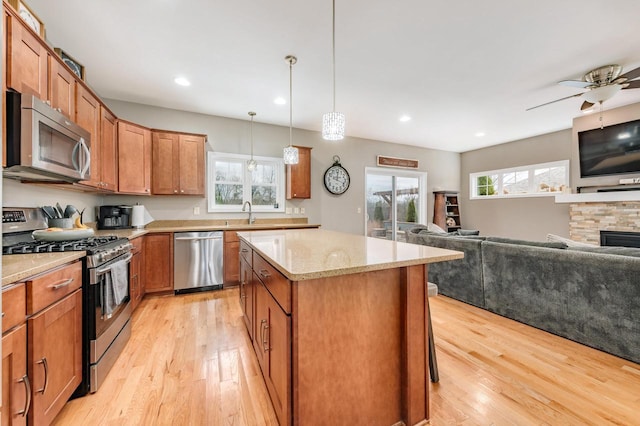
[207,152,285,213]
[469,160,569,199]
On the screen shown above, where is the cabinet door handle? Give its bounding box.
[50,277,74,290]
[240,248,249,253]
[36,357,49,394]
[17,374,32,417]
[259,269,271,279]
[261,319,270,352]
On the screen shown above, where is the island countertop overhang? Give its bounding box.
[237,228,464,281]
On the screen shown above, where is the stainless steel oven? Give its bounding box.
[4,91,91,182]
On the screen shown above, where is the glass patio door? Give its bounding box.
[365,167,427,241]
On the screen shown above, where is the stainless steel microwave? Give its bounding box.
[4,91,91,182]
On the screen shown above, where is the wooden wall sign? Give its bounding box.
[376,155,419,169]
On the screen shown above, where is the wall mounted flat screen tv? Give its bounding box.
[578,119,640,178]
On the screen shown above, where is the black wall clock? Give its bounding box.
[323,155,350,195]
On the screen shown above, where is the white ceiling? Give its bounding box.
[27,0,640,153]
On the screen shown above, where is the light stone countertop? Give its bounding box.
[237,228,464,281]
[2,252,85,287]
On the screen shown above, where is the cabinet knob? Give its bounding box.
[174,190,178,193]
[181,190,184,193]
[146,188,150,193]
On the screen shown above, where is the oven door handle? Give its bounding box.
[95,253,133,275]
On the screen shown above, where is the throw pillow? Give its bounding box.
[427,222,447,234]
[546,233,596,248]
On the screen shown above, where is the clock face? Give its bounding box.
[324,165,350,195]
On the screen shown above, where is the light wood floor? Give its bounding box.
[53,289,640,425]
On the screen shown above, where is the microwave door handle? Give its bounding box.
[79,138,91,179]
[71,141,80,173]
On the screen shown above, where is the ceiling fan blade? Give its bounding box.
[580,101,595,111]
[618,66,640,82]
[526,93,583,111]
[559,80,592,88]
[622,80,640,89]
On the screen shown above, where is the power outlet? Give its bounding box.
[300,207,305,214]
[293,207,300,214]
[193,207,200,215]
[286,207,292,215]
[357,207,362,214]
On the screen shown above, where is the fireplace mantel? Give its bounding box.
[555,190,640,203]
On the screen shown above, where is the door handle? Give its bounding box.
[259,269,271,279]
[17,374,32,417]
[36,357,49,394]
[79,137,91,179]
[50,277,74,290]
[261,319,270,353]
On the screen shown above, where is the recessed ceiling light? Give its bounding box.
[274,97,286,105]
[174,77,191,86]
[475,132,486,137]
[399,115,411,122]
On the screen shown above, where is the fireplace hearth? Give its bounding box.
[600,231,640,248]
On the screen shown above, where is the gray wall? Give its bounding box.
[2,100,460,235]
[460,129,572,241]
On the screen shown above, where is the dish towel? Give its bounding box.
[102,257,129,319]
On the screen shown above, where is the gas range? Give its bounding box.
[2,207,131,266]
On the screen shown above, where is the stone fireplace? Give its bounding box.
[569,201,640,244]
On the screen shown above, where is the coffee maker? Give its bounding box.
[97,205,132,229]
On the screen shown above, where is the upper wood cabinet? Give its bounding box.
[286,146,312,199]
[49,58,75,119]
[99,107,118,191]
[118,121,151,194]
[76,84,101,188]
[5,5,48,100]
[151,131,205,195]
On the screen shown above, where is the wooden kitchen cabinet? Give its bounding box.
[129,236,144,311]
[49,58,75,119]
[2,325,28,426]
[75,84,101,188]
[24,260,82,426]
[239,254,253,341]
[2,282,28,426]
[143,233,173,293]
[151,131,205,195]
[253,278,291,426]
[4,5,48,100]
[118,121,151,194]
[99,107,118,191]
[223,231,240,285]
[286,146,312,199]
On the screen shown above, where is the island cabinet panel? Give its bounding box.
[5,8,48,100]
[253,252,291,313]
[143,233,173,293]
[253,279,291,426]
[118,121,151,194]
[239,254,253,340]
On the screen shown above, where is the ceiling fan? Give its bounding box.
[527,64,640,111]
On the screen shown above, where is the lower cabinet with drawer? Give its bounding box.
[2,260,83,426]
[248,251,292,426]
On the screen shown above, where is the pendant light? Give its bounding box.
[322,0,345,141]
[247,111,257,171]
[283,55,299,164]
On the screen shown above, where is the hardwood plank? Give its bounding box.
[52,289,640,425]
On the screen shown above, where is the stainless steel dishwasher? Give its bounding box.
[174,231,224,293]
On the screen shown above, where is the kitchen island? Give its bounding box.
[237,228,463,426]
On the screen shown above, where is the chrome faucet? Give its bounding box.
[242,201,255,224]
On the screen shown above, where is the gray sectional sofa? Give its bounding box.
[407,228,640,365]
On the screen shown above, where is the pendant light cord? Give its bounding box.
[332,0,336,112]
[289,58,293,147]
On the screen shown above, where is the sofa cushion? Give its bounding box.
[567,246,640,258]
[453,229,481,236]
[485,236,567,249]
[546,233,596,248]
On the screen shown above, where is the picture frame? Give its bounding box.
[54,48,86,81]
[9,0,46,38]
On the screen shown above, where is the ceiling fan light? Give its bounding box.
[582,84,622,103]
[322,112,345,141]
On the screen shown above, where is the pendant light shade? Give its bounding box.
[247,111,257,172]
[284,55,299,165]
[322,0,345,141]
